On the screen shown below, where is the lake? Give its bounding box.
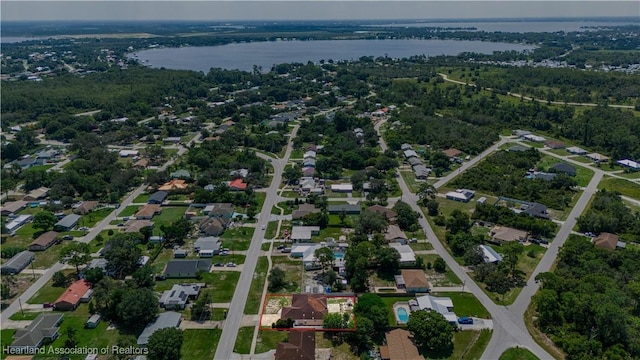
[371,20,639,33]
[131,39,535,73]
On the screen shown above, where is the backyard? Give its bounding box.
[181,329,222,360]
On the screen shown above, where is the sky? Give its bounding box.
[1,1,639,22]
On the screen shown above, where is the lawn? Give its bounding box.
[409,242,434,251]
[118,205,140,217]
[9,311,44,320]
[430,292,491,319]
[271,257,302,293]
[424,329,492,360]
[419,255,463,286]
[155,272,240,303]
[255,330,288,353]
[272,201,294,215]
[181,329,222,360]
[435,197,478,218]
[255,192,267,211]
[261,242,272,251]
[265,221,280,239]
[31,245,64,269]
[618,171,640,180]
[221,226,255,240]
[28,271,74,303]
[245,257,269,314]
[1,329,16,360]
[220,238,251,251]
[499,347,540,360]
[133,193,150,203]
[79,208,113,228]
[151,207,187,235]
[234,326,254,354]
[400,170,422,193]
[598,177,640,199]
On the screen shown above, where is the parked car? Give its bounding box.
[214,262,224,267]
[281,248,291,253]
[62,235,73,240]
[155,275,166,281]
[79,226,89,231]
[226,262,236,267]
[43,302,54,308]
[409,238,417,243]
[458,317,473,325]
[276,245,285,250]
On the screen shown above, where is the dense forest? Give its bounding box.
[576,189,640,239]
[450,149,578,210]
[534,236,640,360]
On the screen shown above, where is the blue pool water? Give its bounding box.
[334,253,344,260]
[396,307,409,323]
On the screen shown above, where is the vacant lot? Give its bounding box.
[271,257,302,293]
[598,177,640,199]
[181,329,222,360]
[152,207,187,235]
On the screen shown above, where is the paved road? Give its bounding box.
[438,73,634,109]
[214,125,299,360]
[375,119,554,359]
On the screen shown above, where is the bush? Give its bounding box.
[433,257,446,273]
[1,246,26,259]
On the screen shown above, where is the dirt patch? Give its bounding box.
[1,275,41,306]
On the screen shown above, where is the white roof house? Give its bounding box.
[523,134,546,142]
[330,184,353,192]
[415,295,458,323]
[617,159,640,170]
[479,245,503,263]
[403,149,418,159]
[303,151,317,159]
[290,226,320,242]
[6,214,33,235]
[118,149,139,157]
[566,146,587,155]
[389,243,416,264]
[445,189,475,203]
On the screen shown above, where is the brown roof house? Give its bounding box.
[442,148,462,159]
[489,226,528,244]
[368,205,397,223]
[281,294,328,326]
[29,231,59,251]
[274,330,315,360]
[380,328,424,360]
[73,201,99,215]
[395,270,431,293]
[593,232,626,250]
[54,280,92,311]
[292,203,321,220]
[135,204,162,220]
[384,225,408,243]
[199,217,228,236]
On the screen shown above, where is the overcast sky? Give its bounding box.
[2,1,639,22]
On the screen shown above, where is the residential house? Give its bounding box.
[119,149,139,157]
[389,243,416,265]
[327,204,361,215]
[445,189,475,203]
[522,202,550,219]
[148,191,168,204]
[523,134,546,143]
[80,259,109,278]
[302,167,316,177]
[403,150,418,159]
[586,153,609,163]
[303,151,317,159]
[545,141,566,149]
[229,178,247,191]
[508,145,529,152]
[124,219,154,233]
[479,245,503,263]
[400,143,413,151]
[330,184,353,193]
[133,158,149,169]
[1,251,35,275]
[367,205,397,223]
[23,187,49,201]
[29,231,59,251]
[280,294,328,326]
[549,163,577,177]
[302,158,316,168]
[9,313,64,351]
[291,243,322,260]
[379,328,424,360]
[274,330,315,360]
[512,130,531,137]
[292,203,321,220]
[290,226,320,242]
[163,137,181,144]
[54,280,92,311]
[617,159,640,171]
[532,172,557,182]
[230,168,249,178]
[443,148,462,159]
[173,249,188,258]
[593,232,626,250]
[194,236,221,256]
[395,270,430,293]
[414,295,457,324]
[489,226,528,244]
[159,284,202,310]
[6,215,33,235]
[163,259,211,278]
[137,312,182,347]
[1,201,27,216]
[135,204,162,220]
[407,157,422,167]
[73,201,99,215]
[385,225,407,243]
[158,179,189,191]
[413,165,430,180]
[199,217,227,236]
[566,146,587,155]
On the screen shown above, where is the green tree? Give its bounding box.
[502,241,524,279]
[83,267,104,285]
[132,266,154,288]
[147,327,183,360]
[160,218,192,246]
[283,165,302,184]
[268,267,286,292]
[393,201,420,231]
[323,312,347,329]
[407,310,453,352]
[446,209,471,234]
[314,247,334,283]
[103,234,143,279]
[32,211,58,232]
[190,291,211,321]
[354,293,389,340]
[418,182,437,205]
[425,199,440,216]
[60,242,91,275]
[52,271,69,287]
[64,326,77,348]
[433,257,446,273]
[114,335,138,360]
[116,287,159,331]
[356,209,388,234]
[339,208,347,225]
[376,247,400,278]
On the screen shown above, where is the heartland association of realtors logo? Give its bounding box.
[3,346,149,356]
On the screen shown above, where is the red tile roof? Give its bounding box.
[55,280,91,308]
[229,178,247,190]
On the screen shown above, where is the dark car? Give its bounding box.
[43,302,54,308]
[458,317,473,325]
[155,275,166,281]
[276,245,285,250]
[62,235,73,240]
[214,262,224,267]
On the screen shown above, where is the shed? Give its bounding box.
[86,314,101,329]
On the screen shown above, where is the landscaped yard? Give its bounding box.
[233,326,254,354]
[430,292,491,319]
[245,256,269,314]
[181,329,222,360]
[598,177,640,199]
[499,347,540,360]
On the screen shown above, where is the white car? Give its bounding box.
[261,225,266,230]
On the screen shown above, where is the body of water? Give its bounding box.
[1,36,46,43]
[131,39,534,73]
[372,20,639,33]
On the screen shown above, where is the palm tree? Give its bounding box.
[417,183,437,205]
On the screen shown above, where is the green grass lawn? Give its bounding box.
[181,329,222,360]
[568,156,593,164]
[118,205,140,217]
[1,329,16,360]
[598,177,640,199]
[233,326,254,354]
[31,244,64,269]
[79,208,113,228]
[133,193,151,203]
[211,308,228,321]
[574,165,595,187]
[618,171,640,179]
[265,221,280,239]
[245,257,269,314]
[400,170,421,193]
[28,271,74,303]
[419,255,463,286]
[271,257,302,293]
[9,311,44,320]
[255,192,267,211]
[155,272,240,303]
[261,242,271,251]
[151,207,187,235]
[430,292,491,319]
[221,226,255,240]
[220,238,251,251]
[255,330,289,354]
[499,347,540,360]
[315,225,346,242]
[409,242,434,251]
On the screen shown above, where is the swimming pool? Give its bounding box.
[396,307,409,324]
[334,252,344,260]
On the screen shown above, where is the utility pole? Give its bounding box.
[19,298,24,317]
